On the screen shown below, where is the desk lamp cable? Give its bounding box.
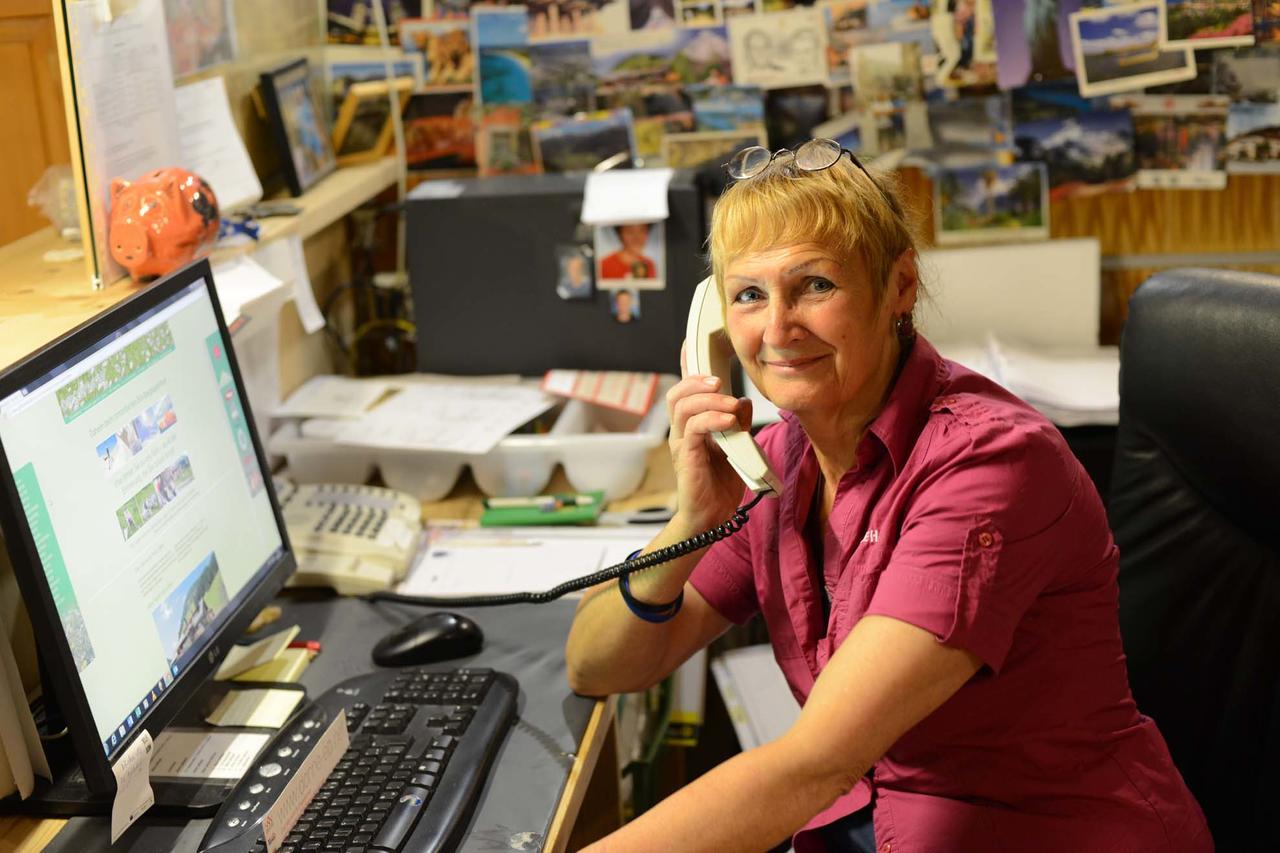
[365,491,768,608]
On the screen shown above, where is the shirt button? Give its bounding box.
[880,844,891,853]
[978,532,994,548]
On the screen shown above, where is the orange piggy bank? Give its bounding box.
[109,167,219,282]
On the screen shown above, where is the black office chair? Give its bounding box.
[1108,269,1280,852]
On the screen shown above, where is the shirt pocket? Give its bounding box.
[834,545,892,639]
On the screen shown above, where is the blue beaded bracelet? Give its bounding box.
[618,549,683,623]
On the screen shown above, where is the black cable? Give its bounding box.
[365,491,769,608]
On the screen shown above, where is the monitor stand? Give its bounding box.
[0,653,304,818]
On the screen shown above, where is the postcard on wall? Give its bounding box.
[1223,101,1280,172]
[678,0,722,27]
[824,0,869,84]
[851,41,924,107]
[1110,94,1229,189]
[633,0,679,30]
[528,0,630,40]
[728,7,829,89]
[1212,44,1280,102]
[934,162,1049,246]
[478,45,533,105]
[555,244,595,300]
[477,104,541,176]
[930,0,998,89]
[591,30,678,95]
[991,0,1086,90]
[594,223,666,291]
[688,83,766,131]
[164,0,237,77]
[672,26,733,84]
[1162,0,1254,49]
[1068,2,1197,98]
[1013,108,1136,199]
[661,128,765,167]
[328,0,424,44]
[473,4,530,48]
[721,0,760,17]
[402,91,477,171]
[928,95,1015,153]
[400,18,474,87]
[602,87,694,157]
[610,289,642,323]
[1256,0,1280,42]
[529,40,597,115]
[532,108,637,172]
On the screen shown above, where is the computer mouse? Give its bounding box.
[371,611,484,668]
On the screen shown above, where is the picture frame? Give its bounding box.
[661,128,766,168]
[332,76,415,166]
[259,58,338,196]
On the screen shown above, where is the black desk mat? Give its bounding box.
[45,595,596,852]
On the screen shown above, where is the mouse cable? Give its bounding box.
[365,491,769,608]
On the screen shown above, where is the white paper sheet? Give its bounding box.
[252,237,325,334]
[150,729,270,780]
[111,731,155,843]
[335,383,556,455]
[989,341,1120,415]
[276,376,392,419]
[399,525,655,598]
[581,168,674,225]
[210,255,289,326]
[176,76,262,211]
[67,0,181,284]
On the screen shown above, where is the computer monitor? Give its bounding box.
[0,259,295,806]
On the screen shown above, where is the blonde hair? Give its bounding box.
[709,159,922,308]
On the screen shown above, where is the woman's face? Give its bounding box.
[722,242,915,421]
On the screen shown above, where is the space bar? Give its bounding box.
[370,785,431,851]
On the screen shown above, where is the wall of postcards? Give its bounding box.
[326,0,1279,246]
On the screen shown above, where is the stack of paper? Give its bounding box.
[0,611,50,800]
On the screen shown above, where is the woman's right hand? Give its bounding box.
[666,363,754,535]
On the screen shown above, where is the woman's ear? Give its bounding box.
[890,249,919,314]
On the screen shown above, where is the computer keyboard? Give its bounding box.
[198,667,517,853]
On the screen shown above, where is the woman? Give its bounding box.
[564,140,1211,852]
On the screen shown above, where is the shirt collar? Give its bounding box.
[777,335,946,480]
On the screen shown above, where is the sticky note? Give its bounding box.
[214,625,301,681]
[206,688,304,729]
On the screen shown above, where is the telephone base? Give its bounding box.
[287,553,396,595]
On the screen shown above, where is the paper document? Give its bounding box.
[336,383,556,455]
[211,256,289,326]
[206,688,304,729]
[276,376,391,419]
[253,237,326,334]
[214,625,301,681]
[111,731,155,843]
[581,168,675,225]
[399,525,655,598]
[176,76,263,212]
[150,729,271,780]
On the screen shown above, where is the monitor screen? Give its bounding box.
[0,273,285,762]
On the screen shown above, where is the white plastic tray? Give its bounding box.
[269,376,675,502]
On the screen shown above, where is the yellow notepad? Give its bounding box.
[232,647,312,684]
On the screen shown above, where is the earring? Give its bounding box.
[895,313,915,342]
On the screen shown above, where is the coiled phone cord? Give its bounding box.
[365,491,770,608]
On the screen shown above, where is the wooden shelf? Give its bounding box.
[0,158,399,370]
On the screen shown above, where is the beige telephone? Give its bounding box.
[685,276,782,496]
[275,480,422,595]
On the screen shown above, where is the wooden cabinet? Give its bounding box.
[0,0,69,245]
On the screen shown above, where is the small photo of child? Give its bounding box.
[611,288,641,324]
[555,244,594,300]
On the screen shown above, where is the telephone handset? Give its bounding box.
[685,276,783,496]
[274,480,422,595]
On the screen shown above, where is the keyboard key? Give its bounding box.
[369,785,431,850]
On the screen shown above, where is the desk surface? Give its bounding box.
[7,595,610,852]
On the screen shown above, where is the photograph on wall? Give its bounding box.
[672,26,734,83]
[852,41,925,107]
[610,289,642,324]
[934,162,1049,245]
[399,18,475,87]
[632,0,678,29]
[824,0,870,84]
[591,30,679,96]
[930,0,998,89]
[728,7,829,89]
[852,0,934,49]
[1010,79,1109,123]
[1212,45,1280,102]
[662,128,766,167]
[1068,2,1197,98]
[532,108,637,171]
[328,0,423,44]
[766,85,831,148]
[1111,94,1229,188]
[603,87,694,158]
[528,0,631,40]
[529,40,598,115]
[474,4,530,48]
[164,0,237,77]
[1162,0,1253,49]
[402,91,477,170]
[477,104,542,175]
[678,0,721,26]
[1223,101,1280,171]
[928,95,1015,153]
[479,46,534,104]
[555,244,596,299]
[721,0,760,16]
[1256,0,1280,42]
[594,222,665,290]
[1014,108,1136,198]
[991,0,1085,89]
[688,83,766,130]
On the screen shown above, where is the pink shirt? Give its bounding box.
[690,337,1211,853]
